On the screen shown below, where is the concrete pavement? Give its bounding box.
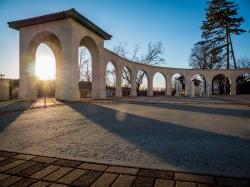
[0,96,250,181]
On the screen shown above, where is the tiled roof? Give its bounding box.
[8,8,112,40]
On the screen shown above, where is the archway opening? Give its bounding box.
[78,46,92,98]
[121,66,131,96]
[236,73,250,94]
[79,36,99,99]
[153,72,166,96]
[106,61,116,97]
[171,73,185,96]
[212,74,231,95]
[136,70,148,96]
[191,74,207,97]
[35,43,56,98]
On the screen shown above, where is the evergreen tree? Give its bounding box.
[201,0,246,69]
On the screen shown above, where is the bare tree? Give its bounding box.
[189,42,224,69]
[106,68,116,87]
[79,48,92,82]
[236,57,250,69]
[113,41,165,91]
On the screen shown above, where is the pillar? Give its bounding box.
[185,79,192,96]
[0,79,9,100]
[91,51,106,99]
[230,76,236,95]
[207,79,212,97]
[130,70,137,97]
[115,67,122,97]
[147,74,153,96]
[166,75,172,96]
[19,33,36,101]
[231,86,236,95]
[55,38,80,101]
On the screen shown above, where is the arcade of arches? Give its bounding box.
[8,9,250,101]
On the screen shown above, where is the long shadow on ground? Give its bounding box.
[0,101,33,132]
[65,102,250,178]
[117,99,250,118]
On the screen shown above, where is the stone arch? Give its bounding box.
[235,72,250,94]
[79,36,100,99]
[153,72,166,96]
[121,66,132,96]
[105,61,117,97]
[136,69,149,96]
[212,74,231,95]
[171,73,186,96]
[190,74,207,97]
[22,31,62,100]
[78,46,92,98]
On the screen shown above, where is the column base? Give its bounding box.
[115,89,122,97]
[130,89,137,97]
[56,89,80,101]
[91,88,106,99]
[18,88,37,101]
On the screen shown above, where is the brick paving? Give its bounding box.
[0,150,249,187]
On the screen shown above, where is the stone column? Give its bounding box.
[191,81,195,97]
[55,37,80,101]
[115,66,122,97]
[166,75,172,96]
[230,78,236,95]
[207,79,212,97]
[130,70,137,97]
[185,79,192,96]
[231,86,236,95]
[19,33,37,101]
[91,47,106,99]
[147,74,153,96]
[0,79,9,100]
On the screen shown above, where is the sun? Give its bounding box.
[35,44,56,80]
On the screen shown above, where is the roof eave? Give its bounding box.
[8,9,112,40]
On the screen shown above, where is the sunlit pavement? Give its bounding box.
[0,96,250,182]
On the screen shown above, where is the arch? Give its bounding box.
[212,74,231,95]
[171,73,186,96]
[25,31,61,100]
[78,46,92,98]
[121,66,132,96]
[106,61,117,97]
[191,74,207,97]
[79,36,100,99]
[136,70,148,96]
[35,43,56,98]
[153,72,166,96]
[236,73,250,94]
[28,31,61,60]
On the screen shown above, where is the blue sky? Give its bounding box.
[0,0,249,78]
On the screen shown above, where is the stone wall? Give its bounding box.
[0,79,9,100]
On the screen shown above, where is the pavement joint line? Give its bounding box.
[0,150,249,187]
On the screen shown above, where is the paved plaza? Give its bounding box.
[0,96,250,186]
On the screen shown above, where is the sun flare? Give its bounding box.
[35,44,56,80]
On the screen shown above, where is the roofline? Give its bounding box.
[8,8,112,40]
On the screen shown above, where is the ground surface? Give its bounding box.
[0,96,250,181]
[1,150,249,187]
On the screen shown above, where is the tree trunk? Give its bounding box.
[226,28,230,69]
[229,33,237,69]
